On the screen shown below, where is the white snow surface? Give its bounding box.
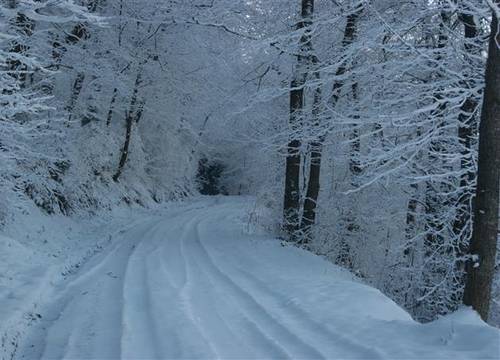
[1,197,499,359]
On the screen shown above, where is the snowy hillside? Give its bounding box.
[1,198,498,359]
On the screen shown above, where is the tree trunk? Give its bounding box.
[463,5,500,321]
[330,9,362,103]
[453,11,479,243]
[300,84,322,242]
[300,6,362,245]
[106,87,119,127]
[332,8,363,265]
[283,0,314,240]
[423,8,451,256]
[406,185,420,242]
[113,71,142,182]
[345,82,361,239]
[66,72,85,123]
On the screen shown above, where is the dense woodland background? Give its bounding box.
[1,0,499,325]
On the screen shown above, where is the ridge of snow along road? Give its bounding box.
[2,197,499,359]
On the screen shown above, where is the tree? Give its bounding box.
[301,4,363,249]
[113,70,143,182]
[453,3,480,247]
[283,0,315,241]
[463,1,500,321]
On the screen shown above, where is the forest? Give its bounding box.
[0,0,499,359]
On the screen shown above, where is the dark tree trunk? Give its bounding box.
[405,131,424,243]
[331,8,363,265]
[299,6,362,246]
[135,99,145,124]
[403,181,420,307]
[345,82,361,236]
[463,5,500,321]
[330,9,362,103]
[406,185,420,241]
[300,85,322,242]
[337,86,361,268]
[283,0,314,240]
[423,8,451,256]
[404,126,424,277]
[66,72,85,123]
[113,72,142,182]
[453,11,479,242]
[106,87,119,127]
[50,34,64,70]
[118,0,125,46]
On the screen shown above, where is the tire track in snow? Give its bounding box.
[120,222,166,359]
[188,217,326,359]
[178,220,234,359]
[159,220,187,290]
[181,215,289,359]
[144,221,222,359]
[151,247,209,359]
[17,219,162,360]
[154,228,238,359]
[145,227,185,359]
[189,255,257,358]
[178,217,220,359]
[198,213,383,359]
[15,203,221,359]
[184,219,291,359]
[231,265,384,359]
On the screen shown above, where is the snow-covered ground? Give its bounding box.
[1,197,499,359]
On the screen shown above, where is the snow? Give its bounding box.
[1,197,499,359]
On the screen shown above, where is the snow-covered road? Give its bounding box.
[15,198,499,359]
